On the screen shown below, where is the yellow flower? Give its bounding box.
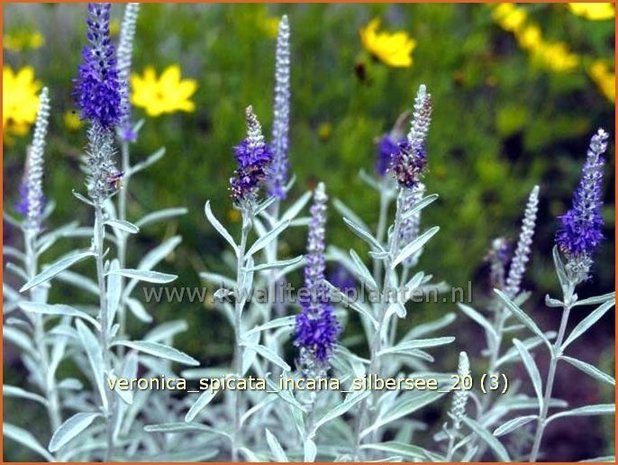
[568,3,614,20]
[3,66,41,137]
[131,65,198,117]
[360,18,416,68]
[64,110,83,131]
[492,3,528,32]
[588,60,615,101]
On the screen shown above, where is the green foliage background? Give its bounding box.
[3,3,615,461]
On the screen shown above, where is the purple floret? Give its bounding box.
[390,140,427,188]
[376,134,405,177]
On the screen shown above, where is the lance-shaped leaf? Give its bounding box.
[573,291,615,308]
[4,423,55,461]
[48,411,101,452]
[104,219,139,234]
[377,337,455,357]
[560,355,615,386]
[392,226,439,269]
[343,217,385,252]
[185,389,218,422]
[135,207,188,228]
[246,219,291,257]
[401,193,439,221]
[265,429,288,462]
[546,404,614,425]
[75,320,108,410]
[495,289,547,345]
[20,250,95,292]
[462,416,510,462]
[129,146,165,175]
[458,303,498,346]
[19,302,100,330]
[107,268,176,284]
[112,340,199,366]
[204,201,239,255]
[562,299,615,350]
[493,415,538,437]
[362,390,445,437]
[513,338,543,411]
[312,389,370,434]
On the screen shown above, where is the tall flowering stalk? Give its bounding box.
[525,129,612,462]
[15,88,64,437]
[230,106,274,460]
[458,185,539,460]
[75,3,124,459]
[116,2,140,143]
[268,15,291,201]
[349,84,449,459]
[115,2,140,344]
[294,182,339,378]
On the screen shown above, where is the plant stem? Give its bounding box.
[352,188,404,459]
[231,215,250,461]
[529,295,572,462]
[94,204,115,461]
[117,141,131,351]
[24,230,62,434]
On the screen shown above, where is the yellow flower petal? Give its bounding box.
[568,3,614,20]
[360,18,415,68]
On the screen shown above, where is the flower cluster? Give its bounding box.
[555,129,608,270]
[268,15,291,200]
[504,185,539,298]
[76,3,124,129]
[116,2,140,141]
[229,106,274,206]
[295,183,339,376]
[391,85,432,188]
[19,87,51,233]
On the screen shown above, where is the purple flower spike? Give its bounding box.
[295,183,339,376]
[75,3,124,129]
[555,129,608,275]
[230,106,274,206]
[268,15,291,200]
[390,84,432,188]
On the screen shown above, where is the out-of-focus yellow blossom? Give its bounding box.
[109,18,121,36]
[227,209,241,223]
[64,110,83,131]
[131,65,198,117]
[3,66,41,137]
[492,3,528,32]
[4,31,44,52]
[491,5,580,74]
[530,41,580,72]
[318,122,332,141]
[515,24,542,50]
[568,3,614,20]
[256,11,279,39]
[360,18,416,68]
[588,60,615,101]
